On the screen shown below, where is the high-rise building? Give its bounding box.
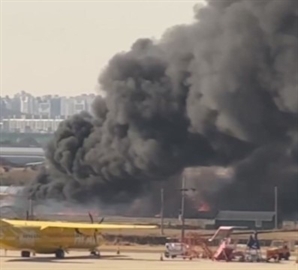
[11,95,21,113]
[19,91,35,114]
[73,99,86,114]
[0,92,96,120]
[37,100,51,117]
[50,96,62,118]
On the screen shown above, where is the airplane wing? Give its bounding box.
[39,223,157,231]
[1,219,156,231]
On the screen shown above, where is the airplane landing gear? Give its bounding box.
[90,250,100,258]
[21,251,30,257]
[55,249,65,259]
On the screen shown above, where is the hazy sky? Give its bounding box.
[1,0,202,97]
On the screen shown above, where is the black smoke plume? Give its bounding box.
[26,0,298,216]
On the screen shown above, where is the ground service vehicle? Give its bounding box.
[266,240,290,262]
[164,242,194,259]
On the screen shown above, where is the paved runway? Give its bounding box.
[0,250,296,270]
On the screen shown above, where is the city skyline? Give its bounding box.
[0,90,98,99]
[0,91,95,115]
[1,1,199,97]
[0,91,97,133]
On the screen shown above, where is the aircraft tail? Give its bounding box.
[0,219,17,249]
[0,219,13,231]
[0,219,27,237]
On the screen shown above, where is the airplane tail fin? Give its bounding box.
[0,219,24,234]
[0,219,12,227]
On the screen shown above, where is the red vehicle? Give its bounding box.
[266,240,291,262]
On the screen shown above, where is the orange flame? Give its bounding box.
[198,202,211,212]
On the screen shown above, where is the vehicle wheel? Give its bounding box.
[21,251,30,257]
[90,251,100,258]
[284,253,290,260]
[55,249,65,259]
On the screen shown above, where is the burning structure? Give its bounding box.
[25,0,297,217]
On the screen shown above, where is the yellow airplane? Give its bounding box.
[0,217,156,259]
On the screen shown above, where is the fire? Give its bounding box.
[198,202,211,212]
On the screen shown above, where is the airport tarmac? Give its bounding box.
[0,250,296,270]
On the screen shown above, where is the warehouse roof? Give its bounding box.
[215,211,275,221]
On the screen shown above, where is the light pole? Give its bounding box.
[274,186,278,229]
[179,176,196,242]
[26,196,34,220]
[181,177,185,241]
[160,188,164,235]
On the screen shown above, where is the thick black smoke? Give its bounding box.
[26,0,298,216]
[215,142,298,215]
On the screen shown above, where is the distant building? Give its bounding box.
[37,100,51,117]
[214,210,277,230]
[50,97,62,118]
[19,91,36,115]
[85,94,96,112]
[11,95,21,112]
[0,92,95,119]
[2,118,63,133]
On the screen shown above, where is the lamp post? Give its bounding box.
[179,176,196,242]
[26,196,34,220]
[181,177,185,241]
[160,188,164,235]
[274,186,278,229]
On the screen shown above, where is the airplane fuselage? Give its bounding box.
[0,218,156,257]
[0,225,103,253]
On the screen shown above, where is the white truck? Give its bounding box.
[164,242,191,259]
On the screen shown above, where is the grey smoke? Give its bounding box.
[26,0,298,216]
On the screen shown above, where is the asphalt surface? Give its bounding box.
[0,250,296,270]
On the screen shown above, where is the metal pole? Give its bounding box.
[160,188,164,235]
[28,198,33,220]
[181,176,185,241]
[274,186,278,229]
